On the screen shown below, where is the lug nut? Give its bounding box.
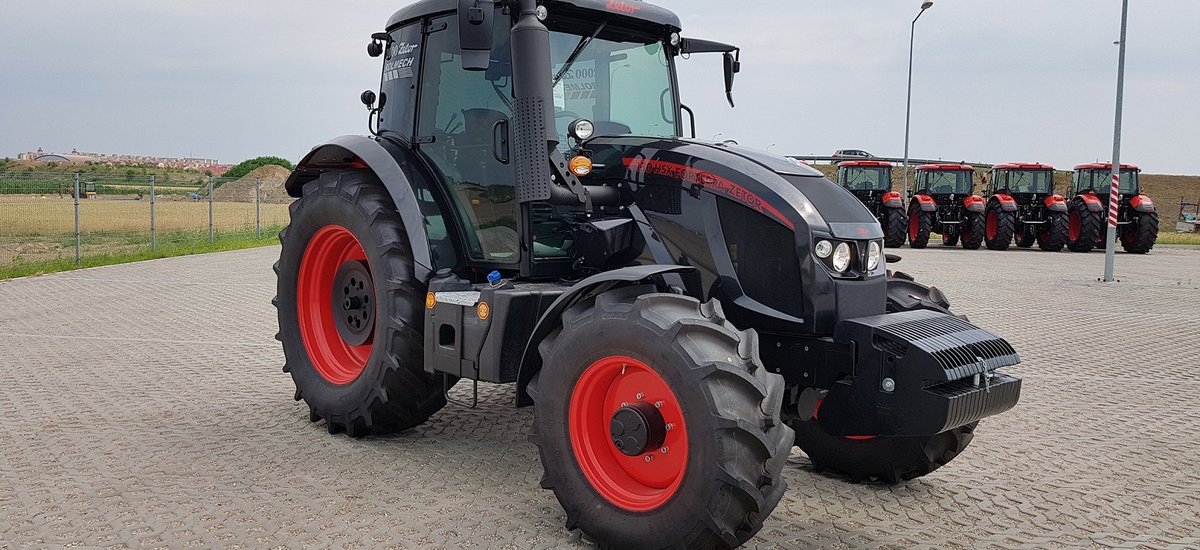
[660,447,669,454]
[636,392,644,400]
[644,455,653,463]
[665,423,674,431]
[654,401,664,408]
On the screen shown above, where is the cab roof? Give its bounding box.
[1074,162,1140,172]
[388,0,682,32]
[993,163,1054,171]
[838,160,893,168]
[916,164,974,171]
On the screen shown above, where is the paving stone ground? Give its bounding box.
[1,245,1198,549]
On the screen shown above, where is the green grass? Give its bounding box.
[0,228,282,280]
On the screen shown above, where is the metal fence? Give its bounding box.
[0,171,292,272]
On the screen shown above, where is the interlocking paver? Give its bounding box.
[1,245,1199,549]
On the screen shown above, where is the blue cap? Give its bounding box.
[487,270,502,284]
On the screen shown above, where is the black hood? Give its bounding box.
[587,135,883,241]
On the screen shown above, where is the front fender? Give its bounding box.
[963,195,986,213]
[514,265,697,406]
[991,194,1018,212]
[285,135,436,281]
[911,194,937,212]
[1044,194,1068,212]
[882,191,905,209]
[1131,194,1156,213]
[1078,193,1104,212]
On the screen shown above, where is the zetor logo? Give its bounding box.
[607,0,642,14]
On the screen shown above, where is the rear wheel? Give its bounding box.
[1120,210,1158,254]
[530,289,792,549]
[275,171,448,436]
[1037,212,1069,251]
[790,275,977,484]
[1067,198,1100,252]
[883,207,908,248]
[960,212,984,250]
[907,205,932,249]
[984,204,1015,250]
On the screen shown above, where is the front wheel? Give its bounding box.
[1120,210,1159,253]
[883,207,908,248]
[984,205,1016,250]
[908,206,932,249]
[1038,212,1069,251]
[941,225,960,247]
[960,212,985,250]
[275,171,449,436]
[530,289,792,549]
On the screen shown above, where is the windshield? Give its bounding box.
[838,167,891,191]
[1001,170,1053,194]
[922,170,974,195]
[549,30,676,147]
[1074,170,1139,195]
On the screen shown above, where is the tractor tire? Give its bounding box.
[907,206,932,249]
[960,213,985,250]
[941,227,960,247]
[883,207,908,249]
[275,170,449,437]
[1120,210,1158,254]
[984,204,1016,250]
[1015,226,1036,248]
[529,288,793,550]
[792,275,976,484]
[1037,212,1069,252]
[1067,199,1100,252]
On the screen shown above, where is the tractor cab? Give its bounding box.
[837,161,907,247]
[1072,163,1142,201]
[989,163,1055,201]
[915,164,976,198]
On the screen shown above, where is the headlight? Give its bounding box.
[568,119,595,141]
[867,241,881,271]
[832,242,852,272]
[815,240,833,259]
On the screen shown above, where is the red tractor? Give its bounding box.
[907,164,987,249]
[985,163,1069,251]
[1068,163,1158,253]
[836,161,907,248]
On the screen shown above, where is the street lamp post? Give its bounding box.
[902,1,934,202]
[1102,0,1129,283]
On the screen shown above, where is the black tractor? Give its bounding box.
[985,163,1069,251]
[274,1,1023,548]
[1069,163,1158,253]
[836,160,907,248]
[907,164,988,249]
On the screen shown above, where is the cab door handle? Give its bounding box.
[493,120,510,164]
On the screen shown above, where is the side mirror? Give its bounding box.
[723,51,741,108]
[459,0,495,71]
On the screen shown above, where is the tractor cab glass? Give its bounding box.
[995,170,1052,194]
[837,166,891,192]
[920,170,973,195]
[381,8,676,265]
[1073,169,1139,196]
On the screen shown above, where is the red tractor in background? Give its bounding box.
[985,163,1069,251]
[836,161,907,248]
[908,164,987,249]
[1069,163,1158,253]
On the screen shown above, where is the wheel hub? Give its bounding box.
[332,260,375,346]
[610,402,667,457]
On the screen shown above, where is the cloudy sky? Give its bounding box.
[1,1,1197,174]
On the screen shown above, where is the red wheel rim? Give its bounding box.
[1069,211,1081,241]
[297,225,373,385]
[569,356,688,512]
[986,211,998,240]
[908,212,919,241]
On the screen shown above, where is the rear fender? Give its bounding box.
[882,191,904,209]
[1131,194,1155,213]
[1078,193,1104,212]
[962,195,986,213]
[911,194,937,212]
[991,194,1018,212]
[1044,194,1068,213]
[285,135,436,281]
[514,265,697,406]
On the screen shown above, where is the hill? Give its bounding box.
[212,164,293,202]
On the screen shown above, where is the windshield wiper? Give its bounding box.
[553,20,608,86]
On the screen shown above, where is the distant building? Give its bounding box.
[15,146,229,174]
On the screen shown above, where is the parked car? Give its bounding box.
[833,149,873,159]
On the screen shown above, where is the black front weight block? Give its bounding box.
[819,309,1022,437]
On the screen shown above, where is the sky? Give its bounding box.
[1,1,1197,174]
